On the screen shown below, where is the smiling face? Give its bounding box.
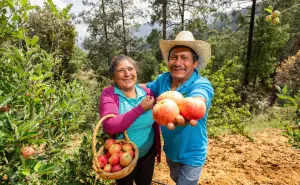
[112,60,137,91]
[168,47,198,84]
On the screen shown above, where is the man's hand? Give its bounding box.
[166,116,198,130]
[139,96,155,111]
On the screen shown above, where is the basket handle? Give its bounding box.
[92,114,132,158]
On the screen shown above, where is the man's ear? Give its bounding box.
[193,61,199,68]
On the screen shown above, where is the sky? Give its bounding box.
[29,0,258,48]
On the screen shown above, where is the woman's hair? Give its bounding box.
[108,55,138,77]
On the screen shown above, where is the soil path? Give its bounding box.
[152,128,300,185]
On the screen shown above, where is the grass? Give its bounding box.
[208,106,295,139]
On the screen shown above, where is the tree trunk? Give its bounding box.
[101,0,110,65]
[242,0,256,103]
[120,0,127,55]
[162,0,167,39]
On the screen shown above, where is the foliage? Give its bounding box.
[276,85,300,148]
[201,57,251,134]
[275,50,300,94]
[0,0,102,184]
[27,2,77,81]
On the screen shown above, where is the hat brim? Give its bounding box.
[160,40,211,69]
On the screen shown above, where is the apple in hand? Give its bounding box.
[152,99,180,126]
[179,97,206,121]
[157,91,184,105]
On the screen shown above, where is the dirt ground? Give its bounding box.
[152,128,300,185]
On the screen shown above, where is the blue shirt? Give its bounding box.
[114,85,154,158]
[147,69,214,166]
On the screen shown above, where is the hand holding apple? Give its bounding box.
[139,95,155,111]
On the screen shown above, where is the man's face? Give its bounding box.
[168,47,198,83]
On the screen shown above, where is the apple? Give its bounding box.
[265,15,272,22]
[97,155,108,167]
[108,143,122,155]
[122,143,133,152]
[152,99,180,126]
[108,153,120,165]
[111,164,123,173]
[157,91,184,105]
[272,10,280,18]
[120,152,133,167]
[21,146,35,159]
[272,17,280,25]
[106,152,111,159]
[179,97,206,120]
[128,150,135,158]
[103,164,112,172]
[105,138,116,150]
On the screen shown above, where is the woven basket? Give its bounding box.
[92,114,139,180]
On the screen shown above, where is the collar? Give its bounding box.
[114,85,146,100]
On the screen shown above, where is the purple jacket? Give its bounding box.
[98,85,161,163]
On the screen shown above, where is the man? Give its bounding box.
[147,31,214,185]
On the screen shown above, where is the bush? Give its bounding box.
[201,57,251,135]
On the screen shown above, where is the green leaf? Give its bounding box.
[21,0,27,7]
[21,169,30,176]
[282,85,288,95]
[34,162,42,172]
[47,0,59,16]
[264,6,273,14]
[31,36,39,46]
[62,4,73,17]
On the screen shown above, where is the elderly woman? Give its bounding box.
[99,55,161,185]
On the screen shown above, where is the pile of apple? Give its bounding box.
[97,138,135,173]
[152,91,206,129]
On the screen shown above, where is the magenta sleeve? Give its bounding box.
[99,89,145,134]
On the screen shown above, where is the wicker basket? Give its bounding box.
[92,114,139,180]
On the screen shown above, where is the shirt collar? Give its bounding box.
[114,85,146,99]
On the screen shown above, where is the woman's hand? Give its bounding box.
[139,96,155,111]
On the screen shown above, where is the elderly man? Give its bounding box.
[147,31,214,185]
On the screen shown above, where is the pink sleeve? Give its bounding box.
[99,89,145,134]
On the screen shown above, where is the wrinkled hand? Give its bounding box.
[166,115,198,130]
[139,95,155,111]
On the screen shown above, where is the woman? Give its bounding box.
[99,55,161,185]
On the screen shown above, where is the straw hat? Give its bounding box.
[160,31,211,69]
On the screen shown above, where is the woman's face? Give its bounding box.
[112,60,137,91]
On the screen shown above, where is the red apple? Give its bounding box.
[157,91,184,105]
[179,97,206,120]
[108,153,120,165]
[122,143,133,152]
[265,15,272,22]
[108,143,122,155]
[105,138,116,150]
[152,99,180,126]
[120,152,133,167]
[21,146,35,159]
[128,150,135,158]
[106,152,111,159]
[111,164,123,173]
[103,164,112,172]
[97,155,108,167]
